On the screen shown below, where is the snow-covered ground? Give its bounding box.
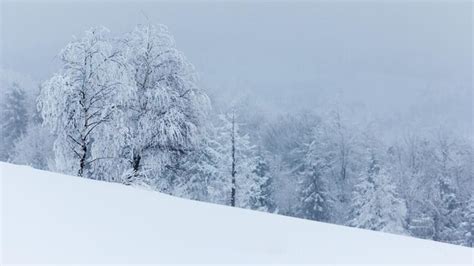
[1,162,472,264]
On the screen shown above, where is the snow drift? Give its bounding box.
[1,162,472,264]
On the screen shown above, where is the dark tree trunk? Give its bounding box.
[132,152,141,173]
[124,151,141,185]
[78,142,87,177]
[230,112,236,207]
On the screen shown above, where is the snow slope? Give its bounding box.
[1,162,472,264]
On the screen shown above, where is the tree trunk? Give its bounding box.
[230,111,236,207]
[132,152,141,173]
[125,151,141,185]
[78,142,87,177]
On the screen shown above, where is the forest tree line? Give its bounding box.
[1,24,472,247]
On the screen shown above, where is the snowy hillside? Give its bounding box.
[1,162,472,264]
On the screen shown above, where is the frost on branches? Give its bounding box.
[296,126,332,222]
[117,24,209,184]
[215,112,267,210]
[0,83,28,161]
[170,125,223,203]
[349,151,407,234]
[6,21,471,248]
[39,27,129,178]
[38,24,209,184]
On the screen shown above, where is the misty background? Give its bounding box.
[1,1,473,248]
[1,0,472,139]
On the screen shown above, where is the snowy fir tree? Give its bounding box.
[172,126,222,202]
[250,152,276,212]
[295,127,331,222]
[215,111,263,209]
[434,175,464,244]
[428,131,467,245]
[0,83,28,161]
[460,196,474,247]
[349,152,407,234]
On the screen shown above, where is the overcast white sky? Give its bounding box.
[1,1,472,135]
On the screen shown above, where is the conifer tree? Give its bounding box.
[215,111,261,209]
[0,83,28,161]
[251,152,276,212]
[296,127,331,222]
[461,196,474,247]
[350,152,407,234]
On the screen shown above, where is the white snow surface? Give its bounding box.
[1,162,472,264]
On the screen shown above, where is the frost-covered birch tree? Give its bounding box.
[39,27,128,177]
[117,24,209,183]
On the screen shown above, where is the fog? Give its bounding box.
[1,0,472,136]
[1,2,473,250]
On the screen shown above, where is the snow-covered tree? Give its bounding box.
[250,152,276,212]
[11,123,55,170]
[0,83,28,161]
[172,126,222,202]
[318,109,360,224]
[392,133,432,229]
[39,27,129,177]
[0,69,39,123]
[429,131,466,244]
[215,111,262,209]
[350,151,407,234]
[326,110,352,182]
[296,126,331,222]
[117,24,209,183]
[460,196,474,247]
[395,130,471,246]
[408,214,436,240]
[260,112,319,215]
